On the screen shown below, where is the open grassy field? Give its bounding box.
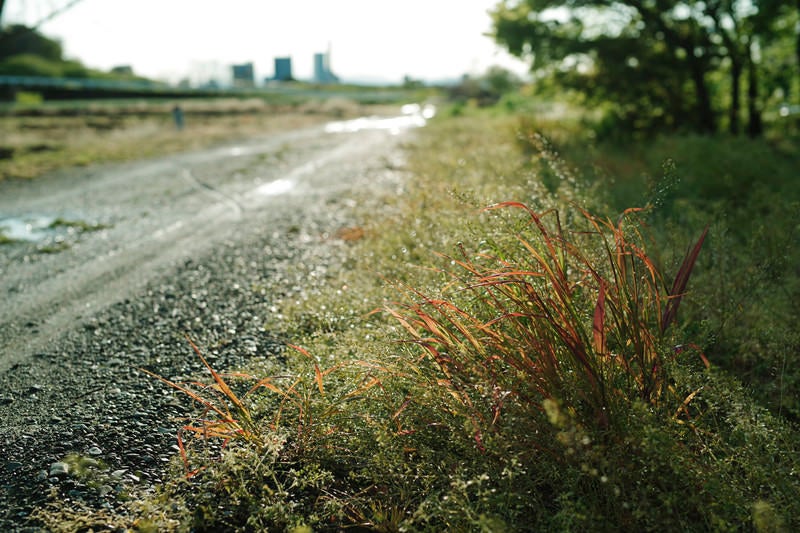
[0,97,398,180]
[29,103,800,531]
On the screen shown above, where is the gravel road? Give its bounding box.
[0,110,419,529]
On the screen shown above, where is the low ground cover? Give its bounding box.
[35,105,800,530]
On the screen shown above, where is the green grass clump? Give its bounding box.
[516,117,800,422]
[373,199,797,530]
[387,202,709,431]
[106,108,800,531]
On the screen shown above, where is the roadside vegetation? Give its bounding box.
[86,97,795,532]
[16,2,800,528]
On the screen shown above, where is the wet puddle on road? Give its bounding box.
[0,215,59,242]
[0,215,109,243]
[324,103,436,135]
[255,178,295,196]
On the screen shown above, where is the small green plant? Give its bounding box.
[48,217,110,232]
[0,230,16,244]
[140,337,271,476]
[141,336,383,477]
[142,337,410,528]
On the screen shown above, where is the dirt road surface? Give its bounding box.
[0,109,422,529]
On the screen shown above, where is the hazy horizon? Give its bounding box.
[2,0,530,85]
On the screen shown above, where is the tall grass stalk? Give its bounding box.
[388,202,708,437]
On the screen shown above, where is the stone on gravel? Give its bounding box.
[48,462,69,477]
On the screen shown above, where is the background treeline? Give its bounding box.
[491,0,800,137]
[0,24,147,81]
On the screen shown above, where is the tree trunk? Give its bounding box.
[688,57,717,133]
[796,0,800,100]
[729,58,742,135]
[746,40,763,137]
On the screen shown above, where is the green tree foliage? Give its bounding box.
[0,24,63,62]
[0,24,135,80]
[448,66,523,106]
[490,0,800,136]
[0,53,94,77]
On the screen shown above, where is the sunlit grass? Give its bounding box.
[135,108,799,531]
[30,105,799,530]
[385,202,709,440]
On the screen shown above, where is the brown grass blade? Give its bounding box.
[288,344,326,396]
[344,376,384,399]
[249,376,290,398]
[139,367,231,420]
[187,337,250,420]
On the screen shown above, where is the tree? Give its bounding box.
[448,67,522,106]
[0,24,63,62]
[490,0,797,136]
[0,24,117,80]
[703,0,795,136]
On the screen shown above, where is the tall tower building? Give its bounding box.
[313,45,339,84]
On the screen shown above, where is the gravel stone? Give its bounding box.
[48,463,69,477]
[87,446,102,456]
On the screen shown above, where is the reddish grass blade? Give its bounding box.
[392,396,413,420]
[139,367,231,421]
[675,343,711,369]
[249,376,289,398]
[344,376,384,399]
[187,337,250,422]
[593,280,607,355]
[288,343,327,396]
[661,225,709,333]
[176,430,190,474]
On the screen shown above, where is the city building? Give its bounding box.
[313,50,339,84]
[273,57,293,81]
[231,62,255,87]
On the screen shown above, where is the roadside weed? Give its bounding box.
[387,201,708,437]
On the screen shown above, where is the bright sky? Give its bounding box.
[3,0,530,85]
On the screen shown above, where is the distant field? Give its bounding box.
[0,97,406,180]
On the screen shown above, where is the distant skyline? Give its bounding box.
[2,0,531,85]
